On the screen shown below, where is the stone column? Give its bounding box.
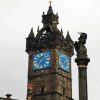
[75,57,90,100]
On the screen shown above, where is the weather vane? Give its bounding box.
[49,0,52,5]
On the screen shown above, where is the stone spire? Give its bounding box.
[66,31,72,41]
[28,28,34,38]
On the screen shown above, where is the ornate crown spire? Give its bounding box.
[47,0,53,14]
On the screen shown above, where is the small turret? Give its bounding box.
[61,28,63,35]
[65,31,74,56]
[43,11,45,16]
[28,28,34,38]
[37,26,40,33]
[26,28,35,53]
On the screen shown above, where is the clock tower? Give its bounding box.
[26,3,74,100]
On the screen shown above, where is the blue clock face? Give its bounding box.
[59,52,70,71]
[32,51,50,70]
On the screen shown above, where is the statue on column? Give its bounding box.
[74,32,87,58]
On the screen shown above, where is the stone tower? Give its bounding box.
[26,3,74,100]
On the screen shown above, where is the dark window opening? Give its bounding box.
[63,88,65,95]
[41,87,44,95]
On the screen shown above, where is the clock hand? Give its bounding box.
[38,55,50,65]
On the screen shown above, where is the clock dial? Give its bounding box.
[32,51,50,70]
[59,52,70,71]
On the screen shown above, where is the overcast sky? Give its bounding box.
[0,0,100,99]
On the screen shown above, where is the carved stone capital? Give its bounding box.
[75,57,90,66]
